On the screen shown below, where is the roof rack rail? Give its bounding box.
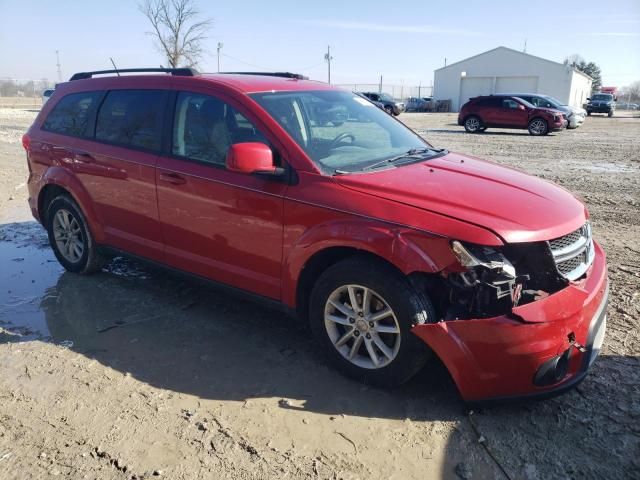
[69,67,199,81]
[219,71,309,80]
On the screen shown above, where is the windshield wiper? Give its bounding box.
[363,148,445,171]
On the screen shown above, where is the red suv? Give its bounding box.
[23,69,607,403]
[459,95,566,135]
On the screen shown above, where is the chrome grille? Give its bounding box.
[548,223,594,281]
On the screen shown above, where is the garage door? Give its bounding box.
[459,77,493,109]
[495,76,538,94]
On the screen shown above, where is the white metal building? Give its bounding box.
[434,46,593,111]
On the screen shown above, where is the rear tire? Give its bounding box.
[309,256,435,387]
[46,195,106,274]
[607,110,613,118]
[464,115,482,133]
[528,117,548,136]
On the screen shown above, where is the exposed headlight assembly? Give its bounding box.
[451,241,524,302]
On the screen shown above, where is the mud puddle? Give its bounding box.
[0,239,61,342]
[0,221,214,350]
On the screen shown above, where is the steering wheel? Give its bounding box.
[330,132,356,149]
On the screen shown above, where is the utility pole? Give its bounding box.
[523,39,527,53]
[217,42,224,72]
[324,46,333,84]
[379,75,383,94]
[55,50,62,82]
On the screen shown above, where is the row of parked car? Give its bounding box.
[458,93,588,136]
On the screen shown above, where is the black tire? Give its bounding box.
[528,117,548,136]
[309,256,435,387]
[587,111,592,116]
[608,110,613,118]
[384,105,393,115]
[45,195,107,274]
[463,115,483,133]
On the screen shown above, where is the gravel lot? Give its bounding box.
[0,108,638,479]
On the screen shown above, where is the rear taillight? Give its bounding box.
[22,133,31,152]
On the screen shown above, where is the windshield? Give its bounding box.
[545,96,565,106]
[251,90,432,173]
[592,94,613,101]
[513,97,536,109]
[379,93,395,102]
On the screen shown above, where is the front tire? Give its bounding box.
[46,195,106,274]
[528,117,548,136]
[384,105,393,115]
[309,257,435,387]
[608,110,614,117]
[464,115,482,133]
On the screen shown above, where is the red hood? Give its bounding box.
[334,152,587,243]
[533,107,563,117]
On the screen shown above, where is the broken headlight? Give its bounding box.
[449,241,529,316]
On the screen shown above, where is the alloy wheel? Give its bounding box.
[52,208,85,263]
[465,117,480,132]
[530,119,547,135]
[324,284,401,369]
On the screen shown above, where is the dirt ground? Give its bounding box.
[0,107,638,480]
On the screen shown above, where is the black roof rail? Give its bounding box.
[219,71,309,80]
[69,67,199,81]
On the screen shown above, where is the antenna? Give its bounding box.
[523,39,527,53]
[55,50,62,82]
[110,58,120,76]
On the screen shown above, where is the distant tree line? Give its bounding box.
[0,79,53,97]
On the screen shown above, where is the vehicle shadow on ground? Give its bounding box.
[424,128,561,137]
[0,220,462,422]
[2,220,637,478]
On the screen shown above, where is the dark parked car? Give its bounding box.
[22,68,607,403]
[587,93,616,117]
[360,92,405,116]
[458,95,566,135]
[355,91,384,110]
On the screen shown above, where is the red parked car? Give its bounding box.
[459,95,567,135]
[23,69,607,403]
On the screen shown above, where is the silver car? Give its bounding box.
[508,94,586,129]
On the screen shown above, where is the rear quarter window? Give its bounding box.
[96,90,166,152]
[42,91,103,137]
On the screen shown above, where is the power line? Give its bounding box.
[219,52,275,71]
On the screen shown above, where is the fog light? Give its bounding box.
[533,348,572,387]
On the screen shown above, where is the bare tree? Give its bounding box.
[139,0,212,68]
[621,80,640,103]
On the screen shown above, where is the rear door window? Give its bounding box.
[42,91,102,137]
[96,90,166,152]
[502,99,520,109]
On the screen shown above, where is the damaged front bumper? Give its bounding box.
[412,241,608,403]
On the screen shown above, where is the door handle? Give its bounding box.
[159,172,187,185]
[72,151,94,163]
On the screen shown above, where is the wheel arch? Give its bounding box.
[38,167,105,243]
[463,113,484,125]
[283,220,458,319]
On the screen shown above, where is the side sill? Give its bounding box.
[98,245,298,320]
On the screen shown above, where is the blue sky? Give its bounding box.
[0,0,638,87]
